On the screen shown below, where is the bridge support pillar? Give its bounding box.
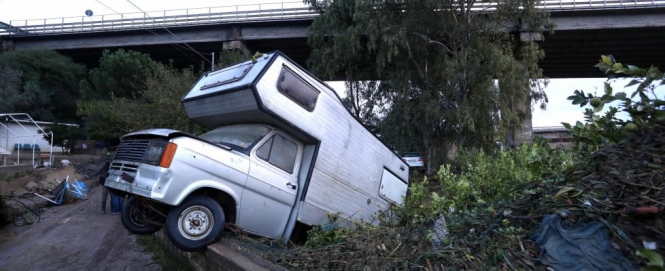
[1,39,14,54]
[520,32,543,42]
[223,40,248,52]
[504,31,539,148]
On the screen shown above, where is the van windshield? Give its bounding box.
[199,125,271,154]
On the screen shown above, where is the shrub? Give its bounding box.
[564,55,665,154]
[433,142,574,213]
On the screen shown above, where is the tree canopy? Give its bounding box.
[0,49,86,122]
[77,49,250,140]
[306,0,552,173]
[81,49,161,101]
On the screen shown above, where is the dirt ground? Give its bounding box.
[0,174,163,271]
[0,165,85,196]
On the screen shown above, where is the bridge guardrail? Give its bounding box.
[1,0,664,36]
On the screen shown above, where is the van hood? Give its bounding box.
[121,129,194,140]
[121,128,232,151]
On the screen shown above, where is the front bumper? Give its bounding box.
[105,160,174,203]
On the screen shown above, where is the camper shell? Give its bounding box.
[105,51,409,251]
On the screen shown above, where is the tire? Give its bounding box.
[165,196,225,252]
[121,196,162,235]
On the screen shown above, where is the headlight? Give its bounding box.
[144,141,166,164]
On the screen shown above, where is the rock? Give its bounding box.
[37,180,57,192]
[24,181,38,192]
[11,188,28,196]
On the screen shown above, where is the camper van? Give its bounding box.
[105,51,409,251]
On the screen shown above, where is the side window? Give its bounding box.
[276,66,320,111]
[256,134,298,174]
[256,137,273,160]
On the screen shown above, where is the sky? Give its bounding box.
[1,0,662,128]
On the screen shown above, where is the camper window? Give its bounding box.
[256,134,298,174]
[276,66,320,112]
[201,62,253,90]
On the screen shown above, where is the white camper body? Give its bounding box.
[107,51,408,251]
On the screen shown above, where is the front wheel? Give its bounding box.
[165,196,225,252]
[121,196,162,235]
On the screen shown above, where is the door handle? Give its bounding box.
[286,182,297,190]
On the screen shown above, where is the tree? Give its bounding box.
[78,49,250,140]
[0,49,86,122]
[305,0,552,174]
[82,49,161,100]
[41,124,86,153]
[342,80,384,134]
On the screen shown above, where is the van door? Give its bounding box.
[237,131,302,238]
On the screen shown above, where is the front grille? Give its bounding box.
[114,139,150,162]
[110,162,139,173]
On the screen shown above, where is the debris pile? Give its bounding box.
[0,159,108,227]
[512,120,665,266]
[250,121,665,270]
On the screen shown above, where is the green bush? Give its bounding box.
[395,141,575,225]
[437,142,574,213]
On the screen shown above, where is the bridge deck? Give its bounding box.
[1,0,665,37]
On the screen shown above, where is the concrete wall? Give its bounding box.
[153,229,287,271]
[0,164,33,178]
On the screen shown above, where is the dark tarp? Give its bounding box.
[533,215,639,271]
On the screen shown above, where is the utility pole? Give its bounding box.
[211,52,215,71]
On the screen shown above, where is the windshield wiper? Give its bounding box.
[214,142,232,150]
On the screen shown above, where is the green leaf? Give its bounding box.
[627,65,640,72]
[636,249,664,267]
[615,92,627,100]
[562,122,572,129]
[625,79,641,88]
[575,121,584,129]
[640,91,651,103]
[601,55,613,65]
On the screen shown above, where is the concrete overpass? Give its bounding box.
[1,1,664,78]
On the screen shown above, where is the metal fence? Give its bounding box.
[1,0,664,37]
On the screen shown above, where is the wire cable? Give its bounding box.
[94,0,204,65]
[126,0,212,65]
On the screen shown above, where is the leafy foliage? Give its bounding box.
[78,49,249,140]
[0,49,86,122]
[262,141,575,270]
[563,55,665,153]
[305,0,552,174]
[399,141,574,225]
[341,81,384,134]
[82,49,161,100]
[41,124,86,153]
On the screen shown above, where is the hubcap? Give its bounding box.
[178,205,214,241]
